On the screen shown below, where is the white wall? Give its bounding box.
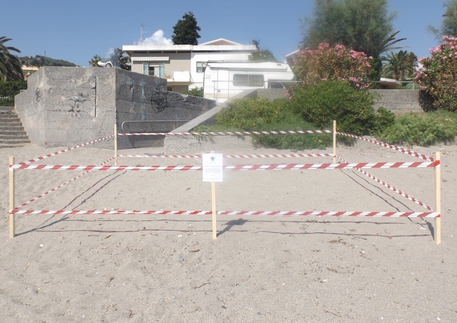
[190,52,252,88]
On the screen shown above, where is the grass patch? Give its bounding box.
[377,110,457,146]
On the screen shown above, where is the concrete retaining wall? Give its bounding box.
[15,67,216,149]
[369,89,423,113]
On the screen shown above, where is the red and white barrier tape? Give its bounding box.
[12,209,439,218]
[336,132,434,161]
[11,161,439,171]
[336,155,433,211]
[15,156,116,210]
[19,135,114,165]
[118,130,331,136]
[116,153,333,159]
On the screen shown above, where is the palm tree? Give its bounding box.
[89,54,103,67]
[381,50,417,80]
[379,31,407,56]
[0,36,24,81]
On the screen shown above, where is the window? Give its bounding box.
[143,62,165,77]
[196,61,207,73]
[233,74,265,87]
[143,62,148,75]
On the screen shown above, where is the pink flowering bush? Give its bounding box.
[415,36,457,112]
[292,42,372,89]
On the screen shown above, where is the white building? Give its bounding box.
[203,61,294,103]
[123,38,256,93]
[123,38,295,103]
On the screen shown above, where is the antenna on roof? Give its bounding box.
[140,24,148,44]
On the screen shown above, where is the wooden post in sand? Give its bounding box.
[114,124,118,166]
[202,152,222,240]
[8,156,15,238]
[435,151,442,245]
[211,181,217,240]
[333,120,337,164]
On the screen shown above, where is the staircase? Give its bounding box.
[0,106,30,148]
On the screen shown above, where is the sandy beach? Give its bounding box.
[1,139,456,322]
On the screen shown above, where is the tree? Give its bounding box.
[292,42,371,88]
[172,12,201,45]
[249,40,278,62]
[382,50,417,80]
[0,36,24,81]
[415,35,457,112]
[428,0,457,38]
[89,55,103,67]
[108,48,131,70]
[302,0,406,78]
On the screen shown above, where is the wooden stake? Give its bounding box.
[211,181,217,239]
[333,120,337,164]
[435,151,442,245]
[114,124,118,166]
[209,150,218,239]
[9,156,15,238]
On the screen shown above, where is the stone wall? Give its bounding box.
[15,67,117,148]
[15,67,216,149]
[369,89,423,113]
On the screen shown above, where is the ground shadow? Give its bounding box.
[217,218,248,237]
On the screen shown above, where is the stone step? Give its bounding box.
[0,142,30,148]
[0,106,13,113]
[0,109,30,149]
[0,118,22,123]
[0,123,26,128]
[0,126,23,132]
[0,138,30,145]
[0,133,29,139]
[0,113,20,117]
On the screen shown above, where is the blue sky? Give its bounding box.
[1,1,447,66]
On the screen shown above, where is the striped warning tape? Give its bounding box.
[336,132,434,161]
[11,161,439,171]
[116,153,333,159]
[336,155,433,211]
[19,135,114,165]
[15,156,116,210]
[11,209,439,218]
[118,129,331,136]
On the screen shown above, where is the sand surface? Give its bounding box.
[1,139,456,322]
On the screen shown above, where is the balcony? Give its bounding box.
[171,71,190,82]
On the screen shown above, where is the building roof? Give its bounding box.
[207,61,292,72]
[200,38,242,46]
[123,38,256,54]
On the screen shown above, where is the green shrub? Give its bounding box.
[378,110,457,146]
[0,80,27,106]
[216,97,286,129]
[197,97,332,150]
[184,87,203,97]
[372,107,396,134]
[289,80,376,136]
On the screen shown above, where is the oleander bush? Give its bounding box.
[415,36,457,112]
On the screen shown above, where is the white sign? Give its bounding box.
[202,153,223,182]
